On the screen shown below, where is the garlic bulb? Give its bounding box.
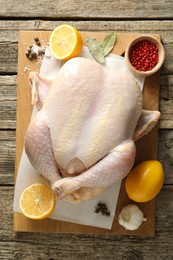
[118,204,147,230]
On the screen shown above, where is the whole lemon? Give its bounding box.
[125,160,164,202]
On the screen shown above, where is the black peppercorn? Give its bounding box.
[95,208,100,214]
[106,212,110,217]
[95,202,110,217]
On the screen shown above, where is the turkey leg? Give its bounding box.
[53,140,136,199]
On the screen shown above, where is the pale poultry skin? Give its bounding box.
[25,57,160,202]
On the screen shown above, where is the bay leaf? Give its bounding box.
[87,36,105,64]
[101,32,116,56]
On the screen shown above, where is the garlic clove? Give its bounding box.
[118,204,147,231]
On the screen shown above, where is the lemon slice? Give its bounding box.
[50,24,83,60]
[19,183,56,220]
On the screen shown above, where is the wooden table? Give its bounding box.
[0,1,173,259]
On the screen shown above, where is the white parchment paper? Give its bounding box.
[13,47,145,230]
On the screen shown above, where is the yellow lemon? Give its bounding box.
[50,24,83,60]
[125,160,164,202]
[19,183,56,220]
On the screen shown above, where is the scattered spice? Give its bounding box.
[129,40,159,71]
[45,48,51,58]
[95,202,110,217]
[22,64,39,75]
[25,37,45,60]
[34,37,41,46]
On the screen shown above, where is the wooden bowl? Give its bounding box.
[125,35,165,77]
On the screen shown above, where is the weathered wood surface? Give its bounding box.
[0,0,173,19]
[0,0,173,258]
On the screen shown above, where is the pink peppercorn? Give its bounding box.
[129,40,159,71]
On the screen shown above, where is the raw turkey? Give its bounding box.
[25,57,160,202]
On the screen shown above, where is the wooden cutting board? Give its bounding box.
[14,31,161,236]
